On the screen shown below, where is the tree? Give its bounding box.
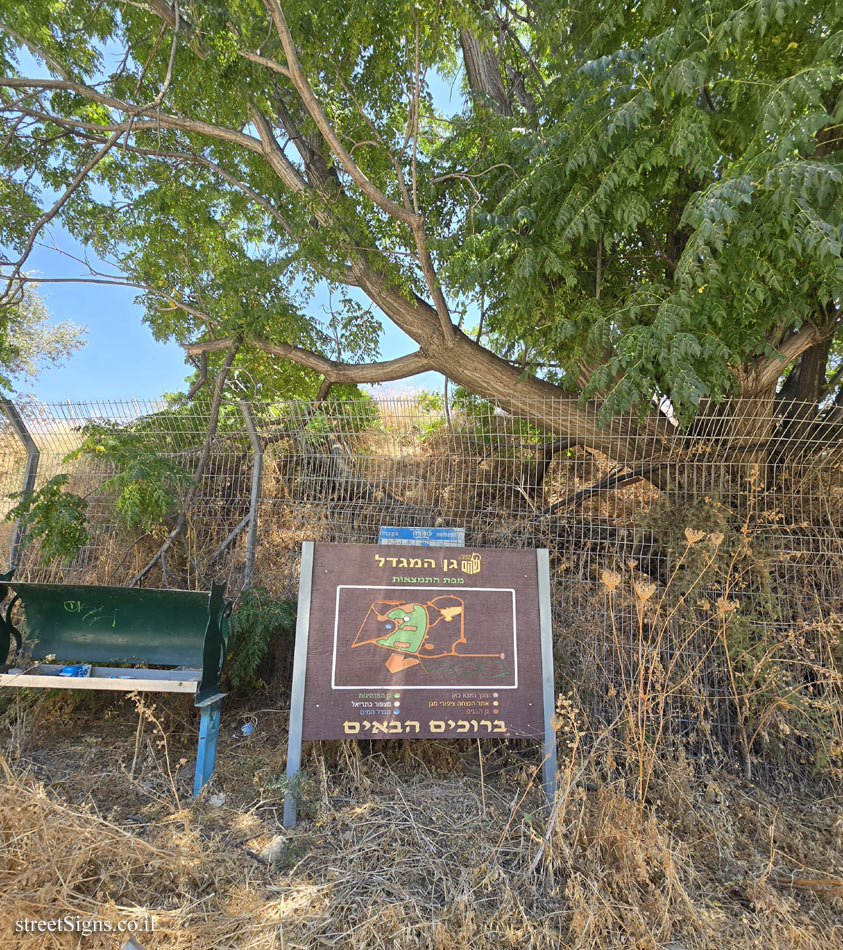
[0,280,86,389]
[0,1,840,478]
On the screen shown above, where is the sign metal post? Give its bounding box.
[283,540,314,828]
[537,548,557,809]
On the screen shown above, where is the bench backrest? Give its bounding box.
[0,580,229,703]
[10,583,214,665]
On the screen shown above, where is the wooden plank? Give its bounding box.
[88,666,201,682]
[0,668,200,694]
[4,663,201,680]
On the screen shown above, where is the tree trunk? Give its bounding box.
[772,336,834,463]
[459,29,512,116]
[423,329,675,473]
[680,367,779,505]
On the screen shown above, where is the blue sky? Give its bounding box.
[21,228,189,401]
[13,53,459,404]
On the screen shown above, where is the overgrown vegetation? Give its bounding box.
[600,531,842,793]
[66,422,192,531]
[625,492,843,782]
[4,397,841,785]
[5,474,88,564]
[1,693,841,950]
[225,587,296,690]
[1,394,842,947]
[4,418,194,565]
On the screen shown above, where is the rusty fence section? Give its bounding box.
[0,394,841,773]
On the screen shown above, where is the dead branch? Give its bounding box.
[185,352,208,399]
[539,462,666,516]
[207,514,250,566]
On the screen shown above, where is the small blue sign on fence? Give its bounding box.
[377,525,466,546]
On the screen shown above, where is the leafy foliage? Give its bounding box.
[439,0,843,417]
[64,422,191,531]
[225,586,296,690]
[5,475,88,564]
[450,386,546,445]
[0,0,840,423]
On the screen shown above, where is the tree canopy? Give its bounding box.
[0,0,841,463]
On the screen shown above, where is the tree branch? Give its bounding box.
[0,127,124,304]
[237,48,292,79]
[0,68,450,341]
[459,28,512,117]
[262,0,419,226]
[0,20,69,79]
[248,107,312,200]
[756,316,841,391]
[5,106,361,285]
[0,77,264,153]
[184,337,433,384]
[185,351,208,398]
[261,0,454,342]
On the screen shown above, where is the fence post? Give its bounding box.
[238,399,263,590]
[1,399,39,572]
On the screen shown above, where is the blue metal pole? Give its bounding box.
[194,696,223,796]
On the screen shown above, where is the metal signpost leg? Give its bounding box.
[283,540,315,827]
[537,548,558,811]
[194,697,223,796]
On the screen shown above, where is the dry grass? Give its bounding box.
[1,693,842,950]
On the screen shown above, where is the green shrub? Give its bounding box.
[65,422,191,531]
[226,586,296,690]
[5,474,89,564]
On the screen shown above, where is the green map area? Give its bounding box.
[351,595,501,676]
[375,604,429,653]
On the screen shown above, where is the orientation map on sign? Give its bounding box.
[298,543,546,740]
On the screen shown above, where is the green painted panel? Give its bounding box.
[11,583,212,667]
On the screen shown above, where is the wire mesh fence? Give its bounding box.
[1,393,841,776]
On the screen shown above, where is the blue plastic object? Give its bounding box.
[59,663,91,677]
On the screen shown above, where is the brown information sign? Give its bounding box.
[284,541,556,825]
[300,542,545,740]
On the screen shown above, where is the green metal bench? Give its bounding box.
[0,573,230,796]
